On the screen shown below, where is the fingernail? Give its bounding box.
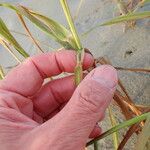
[92,65,118,89]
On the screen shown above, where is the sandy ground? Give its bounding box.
[0,0,150,149]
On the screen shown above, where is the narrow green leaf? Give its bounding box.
[136,114,150,150]
[60,0,82,51]
[101,11,150,26]
[29,10,77,49]
[0,17,29,58]
[0,3,77,50]
[83,11,150,36]
[60,0,84,86]
[86,112,150,147]
[0,66,5,79]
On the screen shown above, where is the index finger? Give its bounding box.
[0,49,94,97]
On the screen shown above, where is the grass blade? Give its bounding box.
[86,112,150,147]
[0,66,5,79]
[0,39,22,63]
[115,67,150,73]
[60,0,84,85]
[17,13,44,53]
[101,11,150,26]
[60,0,82,51]
[0,3,77,50]
[0,17,29,58]
[83,11,150,35]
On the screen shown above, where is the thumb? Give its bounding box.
[25,65,118,150]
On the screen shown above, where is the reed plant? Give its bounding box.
[0,0,150,149]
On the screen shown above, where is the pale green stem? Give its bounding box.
[60,0,84,85]
[60,0,82,50]
[0,65,5,79]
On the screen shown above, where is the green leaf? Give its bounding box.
[0,17,29,58]
[60,0,82,51]
[0,3,77,50]
[83,11,150,36]
[101,11,150,26]
[86,112,150,147]
[0,66,5,79]
[60,0,83,86]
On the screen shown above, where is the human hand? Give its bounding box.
[0,50,117,150]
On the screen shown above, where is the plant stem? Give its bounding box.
[0,65,5,79]
[108,107,119,150]
[60,0,84,85]
[86,112,150,147]
[94,141,99,150]
[115,67,150,73]
[60,0,82,50]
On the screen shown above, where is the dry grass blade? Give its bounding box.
[117,123,140,150]
[135,114,150,150]
[0,65,5,79]
[115,67,150,73]
[10,30,54,49]
[113,90,133,120]
[0,38,22,63]
[0,17,29,58]
[17,14,44,53]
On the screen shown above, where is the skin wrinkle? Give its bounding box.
[54,52,65,73]
[0,89,34,118]
[77,80,112,114]
[29,57,46,79]
[48,82,62,105]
